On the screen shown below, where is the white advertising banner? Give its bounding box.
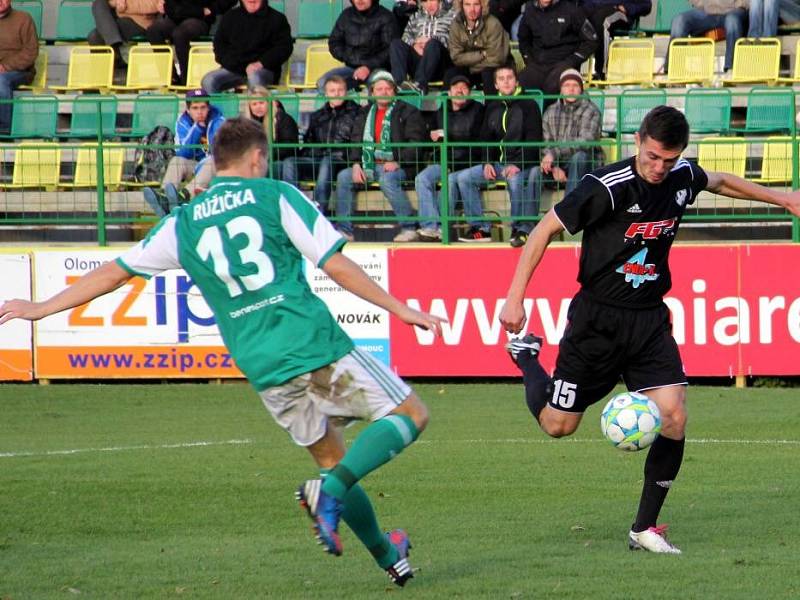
[0,253,33,381]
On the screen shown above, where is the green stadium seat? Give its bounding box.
[60,95,118,138]
[56,0,95,42]
[639,0,692,34]
[617,89,666,134]
[735,87,796,134]
[6,95,58,139]
[684,88,731,134]
[127,94,180,138]
[210,93,241,118]
[297,0,338,38]
[16,0,43,38]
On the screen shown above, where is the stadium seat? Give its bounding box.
[724,38,781,85]
[126,94,180,138]
[638,0,692,34]
[16,0,43,39]
[273,92,300,123]
[777,39,800,84]
[170,45,219,92]
[684,88,731,134]
[210,93,241,118]
[591,39,654,87]
[751,136,794,184]
[271,0,285,13]
[697,136,747,177]
[60,95,118,138]
[60,143,125,190]
[110,45,175,92]
[18,52,48,93]
[50,46,115,92]
[0,142,61,189]
[735,87,795,134]
[616,88,666,134]
[660,38,715,86]
[297,0,338,38]
[5,95,58,139]
[55,0,95,42]
[291,43,344,90]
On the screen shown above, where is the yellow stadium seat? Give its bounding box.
[660,38,715,86]
[170,45,218,92]
[591,39,654,87]
[111,45,174,91]
[0,142,61,189]
[777,39,800,84]
[291,43,344,90]
[60,143,125,190]
[697,136,747,177]
[751,136,793,184]
[19,52,48,93]
[50,46,114,92]
[724,37,781,85]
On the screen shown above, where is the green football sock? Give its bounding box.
[320,470,398,569]
[321,414,419,501]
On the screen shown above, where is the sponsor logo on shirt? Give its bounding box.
[624,218,676,240]
[616,247,659,289]
[626,203,642,213]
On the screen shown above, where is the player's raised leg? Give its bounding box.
[628,383,686,554]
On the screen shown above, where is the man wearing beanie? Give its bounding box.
[335,70,429,242]
[529,68,601,214]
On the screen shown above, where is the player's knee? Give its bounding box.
[395,392,429,432]
[538,412,578,438]
[660,404,687,437]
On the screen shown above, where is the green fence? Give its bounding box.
[0,90,798,245]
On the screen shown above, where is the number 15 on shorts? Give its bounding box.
[552,379,577,409]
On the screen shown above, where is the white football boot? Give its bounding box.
[629,525,682,554]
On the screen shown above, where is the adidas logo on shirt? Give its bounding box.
[627,204,642,213]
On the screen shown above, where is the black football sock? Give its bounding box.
[632,435,685,532]
[518,352,553,424]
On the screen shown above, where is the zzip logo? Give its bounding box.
[616,248,658,289]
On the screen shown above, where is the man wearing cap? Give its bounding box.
[335,70,428,242]
[143,90,225,216]
[456,64,542,246]
[414,73,484,242]
[517,0,597,95]
[529,68,602,215]
[324,0,396,92]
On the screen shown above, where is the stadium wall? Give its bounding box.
[1,244,799,381]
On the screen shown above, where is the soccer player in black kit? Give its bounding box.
[498,105,800,553]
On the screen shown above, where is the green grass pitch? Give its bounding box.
[1,382,798,599]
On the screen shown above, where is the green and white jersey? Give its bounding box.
[117,176,354,390]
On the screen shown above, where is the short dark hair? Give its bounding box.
[638,105,690,150]
[212,117,268,170]
[493,63,517,82]
[323,74,347,88]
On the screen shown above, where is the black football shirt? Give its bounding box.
[553,156,709,308]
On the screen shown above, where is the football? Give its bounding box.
[600,392,662,451]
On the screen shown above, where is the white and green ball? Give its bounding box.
[600,392,661,452]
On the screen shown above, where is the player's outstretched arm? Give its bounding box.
[322,252,446,336]
[0,261,133,325]
[499,209,565,334]
[706,170,800,217]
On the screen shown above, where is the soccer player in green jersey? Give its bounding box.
[0,118,445,587]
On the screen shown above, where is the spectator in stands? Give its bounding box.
[668,0,747,73]
[517,0,597,95]
[146,0,236,86]
[334,70,428,242]
[394,0,455,32]
[447,0,511,95]
[529,69,601,215]
[489,0,526,37]
[390,0,456,94]
[415,74,484,242]
[581,0,651,80]
[325,0,397,92]
[258,87,299,181]
[456,64,542,246]
[283,75,363,215]
[748,0,800,37]
[143,89,224,216]
[201,0,293,93]
[89,0,160,67]
[0,0,37,134]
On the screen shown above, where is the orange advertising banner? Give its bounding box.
[0,349,33,381]
[36,346,244,379]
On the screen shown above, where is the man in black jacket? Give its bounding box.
[456,64,542,246]
[334,70,428,242]
[282,75,363,214]
[324,0,397,91]
[201,0,293,93]
[415,74,485,242]
[517,0,597,95]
